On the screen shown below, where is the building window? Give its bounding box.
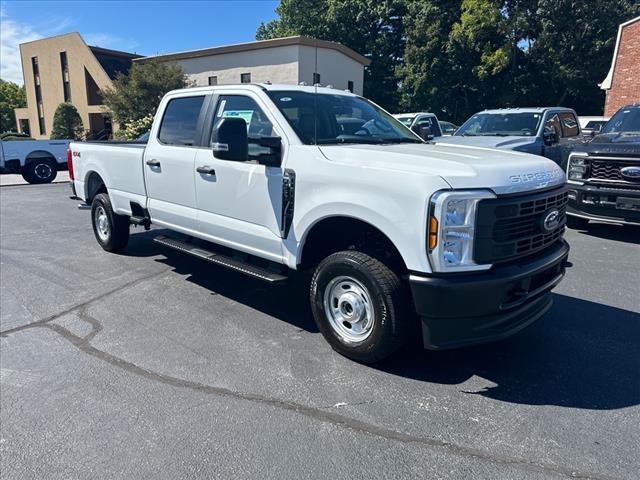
[347,81,354,93]
[208,76,217,86]
[19,119,31,136]
[240,73,251,84]
[313,73,321,85]
[60,51,71,102]
[31,56,45,134]
[85,68,103,106]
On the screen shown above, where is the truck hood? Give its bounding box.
[434,135,536,150]
[319,143,564,194]
[588,133,640,146]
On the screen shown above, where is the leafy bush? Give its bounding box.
[118,115,154,140]
[50,103,84,139]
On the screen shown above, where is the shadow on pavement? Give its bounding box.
[380,293,640,410]
[571,222,640,244]
[126,230,639,410]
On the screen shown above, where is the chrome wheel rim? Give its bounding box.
[323,276,374,343]
[34,162,53,179]
[94,206,110,241]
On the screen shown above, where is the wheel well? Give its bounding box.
[85,171,107,203]
[25,150,56,164]
[299,217,407,273]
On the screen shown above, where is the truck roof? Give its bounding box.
[393,112,436,118]
[166,83,358,97]
[479,107,574,114]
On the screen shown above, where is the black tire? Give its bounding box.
[310,250,408,363]
[566,215,589,230]
[22,158,58,184]
[91,193,130,252]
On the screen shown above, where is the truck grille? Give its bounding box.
[587,158,640,183]
[474,187,567,264]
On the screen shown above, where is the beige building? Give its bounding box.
[14,32,140,139]
[138,36,370,95]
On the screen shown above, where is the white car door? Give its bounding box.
[143,94,207,232]
[193,93,285,263]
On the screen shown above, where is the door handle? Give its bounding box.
[146,159,160,167]
[196,166,216,175]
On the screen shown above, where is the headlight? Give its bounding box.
[567,155,588,181]
[427,190,495,273]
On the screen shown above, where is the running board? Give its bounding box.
[153,235,288,283]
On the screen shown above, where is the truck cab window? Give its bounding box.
[559,112,579,137]
[544,113,562,137]
[215,95,275,137]
[158,96,205,146]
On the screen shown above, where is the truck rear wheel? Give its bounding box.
[22,158,58,184]
[91,193,130,252]
[310,250,408,363]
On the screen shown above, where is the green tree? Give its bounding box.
[257,0,408,111]
[50,103,84,139]
[101,60,190,124]
[0,79,27,133]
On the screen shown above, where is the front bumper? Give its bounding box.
[566,183,640,225]
[410,240,570,350]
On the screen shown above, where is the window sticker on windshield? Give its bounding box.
[222,110,254,125]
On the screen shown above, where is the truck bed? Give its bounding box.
[70,141,147,216]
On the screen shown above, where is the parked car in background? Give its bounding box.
[435,107,583,167]
[439,121,459,136]
[0,138,71,183]
[579,116,610,138]
[68,84,569,363]
[566,104,640,228]
[393,112,442,140]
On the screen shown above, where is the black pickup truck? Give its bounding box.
[566,104,640,228]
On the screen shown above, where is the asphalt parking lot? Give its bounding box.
[1,182,638,479]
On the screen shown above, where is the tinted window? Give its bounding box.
[415,116,439,135]
[267,91,420,145]
[158,96,205,146]
[240,73,251,83]
[559,112,579,137]
[545,113,562,137]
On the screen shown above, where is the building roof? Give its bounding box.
[136,36,371,66]
[600,16,640,90]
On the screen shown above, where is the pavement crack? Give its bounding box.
[0,269,169,338]
[2,319,617,480]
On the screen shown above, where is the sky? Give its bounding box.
[0,0,280,84]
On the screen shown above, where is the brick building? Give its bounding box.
[600,16,640,117]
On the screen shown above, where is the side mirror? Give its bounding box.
[249,136,282,167]
[543,126,559,146]
[211,117,248,161]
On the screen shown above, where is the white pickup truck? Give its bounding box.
[69,84,570,363]
[0,138,71,183]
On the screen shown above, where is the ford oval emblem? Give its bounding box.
[542,209,560,233]
[620,166,640,181]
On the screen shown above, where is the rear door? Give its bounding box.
[193,92,285,262]
[143,94,208,232]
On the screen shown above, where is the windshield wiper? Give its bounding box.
[317,138,387,145]
[480,133,510,136]
[379,138,423,144]
[460,133,477,136]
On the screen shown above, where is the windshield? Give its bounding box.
[601,107,640,134]
[266,91,422,145]
[456,112,542,136]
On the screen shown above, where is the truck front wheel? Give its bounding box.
[91,193,130,252]
[310,250,408,363]
[22,158,58,184]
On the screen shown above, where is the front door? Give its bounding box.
[143,94,207,232]
[193,93,284,262]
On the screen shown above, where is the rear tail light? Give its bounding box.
[67,148,74,180]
